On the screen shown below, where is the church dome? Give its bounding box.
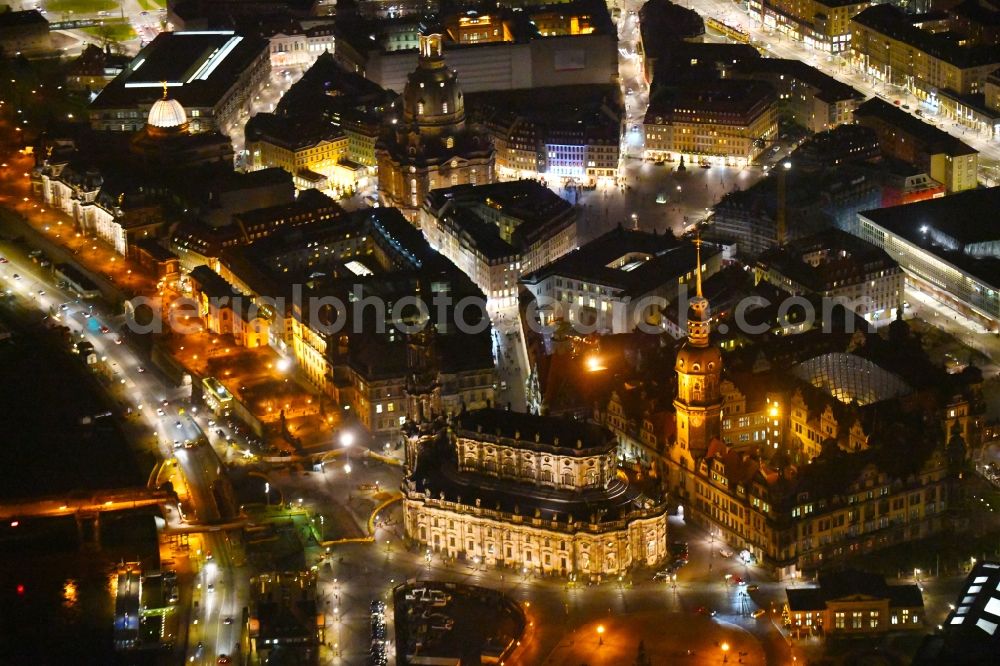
[402,31,465,133]
[148,96,187,129]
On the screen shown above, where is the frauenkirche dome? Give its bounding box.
[147,93,187,129]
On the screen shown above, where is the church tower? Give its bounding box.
[673,239,723,460]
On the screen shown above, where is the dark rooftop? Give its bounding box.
[757,228,899,294]
[852,4,1000,69]
[730,58,863,104]
[132,238,178,263]
[245,112,345,151]
[91,31,269,111]
[786,570,924,611]
[455,408,615,452]
[189,265,240,300]
[520,226,715,297]
[0,8,47,29]
[646,79,775,122]
[855,97,977,156]
[440,206,516,261]
[427,179,577,253]
[465,83,622,142]
[860,187,1000,287]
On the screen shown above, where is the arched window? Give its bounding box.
[442,102,449,114]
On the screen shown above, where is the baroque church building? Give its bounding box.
[375,26,494,220]
[402,408,670,578]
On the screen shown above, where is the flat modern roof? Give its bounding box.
[860,187,1000,288]
[91,31,269,111]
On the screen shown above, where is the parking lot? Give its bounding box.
[392,581,523,665]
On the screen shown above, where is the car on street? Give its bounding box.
[137,366,145,373]
[175,421,182,429]
[751,608,766,618]
[83,310,91,317]
[60,303,69,311]
[223,617,233,625]
[694,606,717,616]
[12,273,19,280]
[719,548,734,558]
[207,583,214,593]
[747,584,759,592]
[157,408,165,416]
[0,257,7,263]
[99,325,110,334]
[114,337,123,344]
[902,103,911,110]
[37,289,44,296]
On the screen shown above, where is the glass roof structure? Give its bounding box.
[792,353,911,406]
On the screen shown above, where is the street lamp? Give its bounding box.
[596,624,605,646]
[264,482,270,507]
[721,641,730,663]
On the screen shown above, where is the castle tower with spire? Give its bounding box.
[673,238,723,460]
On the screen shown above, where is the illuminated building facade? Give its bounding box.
[851,5,1000,132]
[469,84,622,185]
[643,80,778,167]
[748,0,874,53]
[403,409,670,577]
[245,113,349,190]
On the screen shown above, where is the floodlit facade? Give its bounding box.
[643,80,778,167]
[403,409,670,577]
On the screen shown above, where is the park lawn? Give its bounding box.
[137,0,165,10]
[82,21,136,43]
[45,0,117,14]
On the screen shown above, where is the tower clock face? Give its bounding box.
[691,414,704,428]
